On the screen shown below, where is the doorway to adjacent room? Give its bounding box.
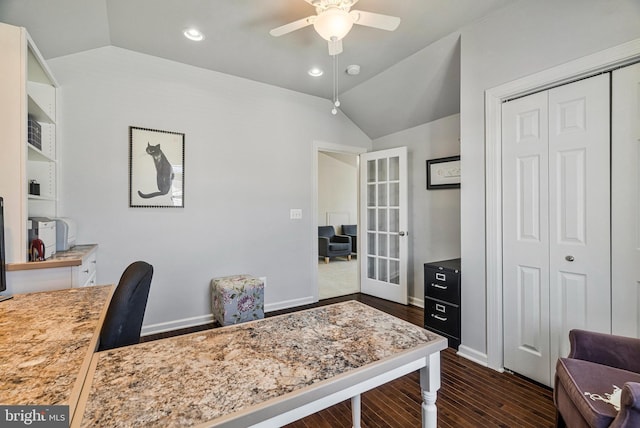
[317,150,359,299]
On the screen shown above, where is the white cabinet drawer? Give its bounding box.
[72,249,98,287]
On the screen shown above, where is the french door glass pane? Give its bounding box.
[378,259,388,282]
[367,232,376,255]
[379,234,388,257]
[389,156,399,181]
[378,183,388,206]
[389,208,399,233]
[368,256,376,279]
[378,159,387,181]
[367,184,376,207]
[389,183,400,207]
[378,208,387,232]
[367,160,376,183]
[389,260,400,285]
[367,209,376,231]
[390,235,399,258]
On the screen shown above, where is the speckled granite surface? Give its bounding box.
[78,300,442,427]
[0,286,113,405]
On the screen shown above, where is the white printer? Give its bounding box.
[28,217,56,260]
[54,218,77,251]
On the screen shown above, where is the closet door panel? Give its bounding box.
[548,74,611,372]
[612,62,640,338]
[502,91,551,385]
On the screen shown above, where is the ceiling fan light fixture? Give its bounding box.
[313,8,354,41]
[183,28,204,41]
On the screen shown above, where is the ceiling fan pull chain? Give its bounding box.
[331,48,339,115]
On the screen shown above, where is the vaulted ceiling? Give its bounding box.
[0,0,515,138]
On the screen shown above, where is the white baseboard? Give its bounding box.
[457,345,491,368]
[408,296,424,308]
[142,295,422,338]
[264,296,316,312]
[141,314,214,337]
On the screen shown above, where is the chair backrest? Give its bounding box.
[341,224,356,235]
[98,261,153,351]
[318,225,336,238]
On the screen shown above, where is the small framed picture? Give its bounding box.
[426,155,460,189]
[129,126,184,208]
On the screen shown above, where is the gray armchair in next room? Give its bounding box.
[341,224,357,254]
[318,225,352,264]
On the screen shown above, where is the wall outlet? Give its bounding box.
[290,209,302,220]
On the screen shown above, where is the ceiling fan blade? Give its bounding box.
[269,16,314,37]
[350,10,401,31]
[328,38,343,56]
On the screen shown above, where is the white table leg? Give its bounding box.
[351,394,361,428]
[420,352,441,428]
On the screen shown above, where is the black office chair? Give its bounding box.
[98,261,153,351]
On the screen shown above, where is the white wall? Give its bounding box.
[373,114,460,305]
[459,0,640,359]
[49,46,370,334]
[317,152,357,231]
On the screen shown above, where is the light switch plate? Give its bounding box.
[290,209,302,220]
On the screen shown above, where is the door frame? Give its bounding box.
[484,39,640,372]
[312,141,367,303]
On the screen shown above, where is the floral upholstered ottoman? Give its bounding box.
[211,274,264,326]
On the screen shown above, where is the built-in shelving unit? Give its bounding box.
[0,23,59,263]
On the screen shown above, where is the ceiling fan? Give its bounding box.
[270,0,401,55]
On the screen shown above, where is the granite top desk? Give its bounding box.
[0,285,114,420]
[73,300,447,428]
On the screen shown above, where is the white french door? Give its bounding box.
[359,147,408,304]
[502,73,611,386]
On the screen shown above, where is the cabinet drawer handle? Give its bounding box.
[435,273,446,281]
[431,283,447,290]
[432,314,448,322]
[91,260,97,264]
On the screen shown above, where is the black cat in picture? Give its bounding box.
[138,143,174,199]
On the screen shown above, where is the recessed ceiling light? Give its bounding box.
[308,67,324,77]
[183,28,204,41]
[346,64,360,75]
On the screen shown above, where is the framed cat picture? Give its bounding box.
[129,126,185,208]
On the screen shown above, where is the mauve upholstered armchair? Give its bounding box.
[554,329,640,428]
[318,225,351,264]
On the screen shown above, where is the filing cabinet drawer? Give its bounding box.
[424,298,460,339]
[424,267,460,304]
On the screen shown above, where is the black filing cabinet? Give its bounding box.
[424,258,461,349]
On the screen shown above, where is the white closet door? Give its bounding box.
[548,74,611,367]
[502,91,551,384]
[503,74,611,386]
[612,63,640,338]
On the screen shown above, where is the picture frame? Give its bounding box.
[129,126,184,208]
[426,155,460,189]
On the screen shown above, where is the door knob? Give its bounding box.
[565,255,575,262]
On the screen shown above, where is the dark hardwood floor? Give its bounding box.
[143,293,556,427]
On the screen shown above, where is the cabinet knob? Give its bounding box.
[83,269,89,273]
[565,255,575,262]
[399,231,406,236]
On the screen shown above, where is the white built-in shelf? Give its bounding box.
[27,194,55,201]
[27,94,54,124]
[27,144,56,163]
